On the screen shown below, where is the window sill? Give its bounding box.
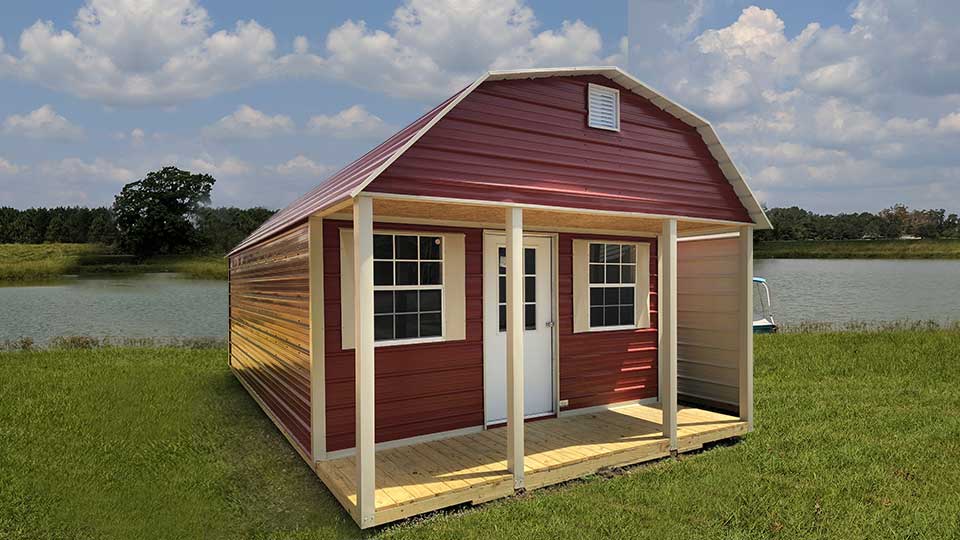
[373,336,446,348]
[586,324,641,333]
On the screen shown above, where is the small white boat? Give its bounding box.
[753,277,777,334]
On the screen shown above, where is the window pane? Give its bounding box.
[499,305,506,332]
[395,290,418,313]
[620,306,634,326]
[374,291,394,314]
[524,304,536,330]
[620,286,635,305]
[621,264,635,284]
[395,235,418,259]
[498,247,506,275]
[420,236,441,260]
[606,264,620,284]
[604,287,619,305]
[396,314,418,338]
[374,315,394,341]
[524,276,535,303]
[589,264,605,284]
[589,243,605,263]
[590,287,603,306]
[374,261,394,286]
[420,290,442,312]
[590,306,604,327]
[524,248,535,274]
[621,245,636,263]
[420,312,442,337]
[420,262,442,285]
[374,234,393,259]
[395,261,418,285]
[604,306,620,326]
[604,244,621,263]
[498,276,506,303]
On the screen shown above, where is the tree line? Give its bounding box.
[756,204,960,242]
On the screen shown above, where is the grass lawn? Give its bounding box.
[755,239,960,259]
[2,331,959,539]
[0,243,227,282]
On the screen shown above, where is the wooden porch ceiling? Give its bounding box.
[315,403,747,528]
[325,197,737,236]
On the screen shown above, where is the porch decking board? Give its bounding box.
[314,403,747,527]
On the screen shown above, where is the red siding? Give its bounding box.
[323,221,484,452]
[229,224,311,456]
[369,75,751,223]
[558,234,659,410]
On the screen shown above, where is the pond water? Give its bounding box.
[1,259,958,343]
[754,259,960,326]
[0,273,227,344]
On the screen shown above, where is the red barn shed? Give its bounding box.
[228,66,771,528]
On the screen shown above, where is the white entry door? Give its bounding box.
[483,233,554,425]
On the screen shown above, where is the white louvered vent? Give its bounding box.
[587,83,620,131]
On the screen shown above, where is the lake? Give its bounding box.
[1,259,958,343]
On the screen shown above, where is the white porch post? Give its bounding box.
[505,207,525,489]
[353,196,376,527]
[739,225,755,429]
[309,216,326,462]
[660,219,678,451]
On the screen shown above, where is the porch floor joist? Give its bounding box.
[314,403,748,527]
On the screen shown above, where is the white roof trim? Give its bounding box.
[348,66,771,229]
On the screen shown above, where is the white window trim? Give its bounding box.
[372,232,446,346]
[587,83,621,132]
[572,238,650,334]
[587,241,637,331]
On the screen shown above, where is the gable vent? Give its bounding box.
[587,83,620,131]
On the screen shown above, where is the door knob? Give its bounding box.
[545,321,555,328]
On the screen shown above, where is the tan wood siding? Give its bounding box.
[676,236,742,410]
[229,223,312,455]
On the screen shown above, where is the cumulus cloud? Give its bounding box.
[39,157,132,183]
[306,105,394,139]
[270,155,333,177]
[189,155,253,178]
[0,0,621,105]
[0,157,25,175]
[203,105,295,140]
[3,105,84,141]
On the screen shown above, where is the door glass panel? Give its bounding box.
[497,246,538,332]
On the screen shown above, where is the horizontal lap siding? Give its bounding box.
[558,234,659,410]
[323,220,483,452]
[677,237,742,411]
[368,75,751,223]
[229,224,311,456]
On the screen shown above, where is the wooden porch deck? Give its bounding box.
[315,404,748,527]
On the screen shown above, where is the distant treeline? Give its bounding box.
[757,204,960,241]
[0,206,275,254]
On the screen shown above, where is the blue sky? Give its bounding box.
[1,0,957,213]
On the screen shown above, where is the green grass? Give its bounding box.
[2,331,960,539]
[755,239,960,259]
[0,244,227,282]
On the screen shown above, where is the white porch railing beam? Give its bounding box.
[353,196,376,526]
[505,207,525,489]
[660,219,679,451]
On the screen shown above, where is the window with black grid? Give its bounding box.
[497,246,537,332]
[372,233,443,342]
[588,242,636,328]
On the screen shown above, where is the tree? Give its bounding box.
[113,167,215,256]
[87,209,117,245]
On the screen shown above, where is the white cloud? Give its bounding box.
[937,111,960,133]
[203,105,294,140]
[39,157,132,183]
[270,155,333,177]
[306,105,394,139]
[189,155,253,178]
[3,105,84,141]
[0,157,25,175]
[130,128,146,146]
[490,20,602,69]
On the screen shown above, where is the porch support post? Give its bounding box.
[505,206,525,489]
[739,225,754,429]
[309,215,326,461]
[353,196,376,527]
[660,219,678,451]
